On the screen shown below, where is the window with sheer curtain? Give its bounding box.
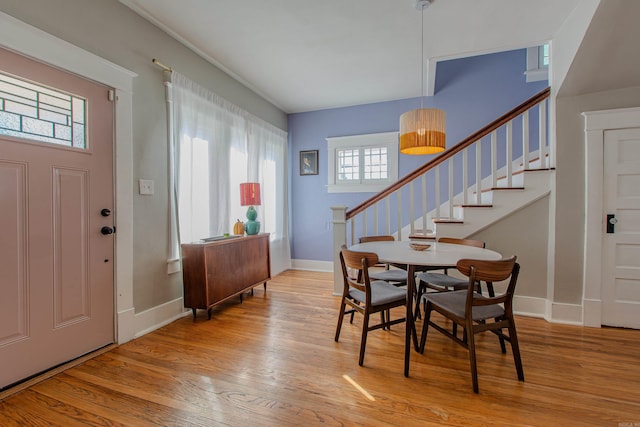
[166,71,291,275]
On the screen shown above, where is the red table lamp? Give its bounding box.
[240,182,261,235]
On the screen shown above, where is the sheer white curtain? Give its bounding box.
[168,71,291,274]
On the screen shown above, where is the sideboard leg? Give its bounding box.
[207,308,212,320]
[191,308,197,320]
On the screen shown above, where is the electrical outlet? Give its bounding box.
[139,179,154,195]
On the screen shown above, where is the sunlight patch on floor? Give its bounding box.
[342,374,375,401]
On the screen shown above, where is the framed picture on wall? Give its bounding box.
[300,150,318,175]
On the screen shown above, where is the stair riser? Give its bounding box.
[421,170,553,239]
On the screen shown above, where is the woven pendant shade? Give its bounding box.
[399,108,446,155]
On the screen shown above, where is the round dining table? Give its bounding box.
[349,240,502,377]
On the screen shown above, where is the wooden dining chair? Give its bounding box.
[414,237,489,319]
[358,235,408,285]
[419,256,524,393]
[335,245,407,366]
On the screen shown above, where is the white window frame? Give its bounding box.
[526,44,549,83]
[326,131,398,193]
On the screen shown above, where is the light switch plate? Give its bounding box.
[139,179,154,195]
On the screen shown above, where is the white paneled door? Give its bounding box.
[602,128,640,329]
[0,47,115,388]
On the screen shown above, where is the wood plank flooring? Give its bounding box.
[1,269,640,426]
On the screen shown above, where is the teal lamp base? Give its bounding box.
[245,206,261,235]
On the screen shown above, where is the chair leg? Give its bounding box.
[496,317,507,354]
[467,323,480,393]
[419,301,432,353]
[508,320,525,382]
[381,310,387,330]
[335,300,346,342]
[359,312,370,366]
[414,282,425,320]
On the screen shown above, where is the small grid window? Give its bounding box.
[526,44,549,83]
[338,147,389,182]
[540,44,550,67]
[327,132,398,193]
[337,149,359,181]
[0,71,87,148]
[364,147,388,180]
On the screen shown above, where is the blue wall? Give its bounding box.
[288,49,547,262]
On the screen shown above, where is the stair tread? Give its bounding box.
[523,167,554,172]
[433,219,464,224]
[458,204,493,208]
[408,234,436,240]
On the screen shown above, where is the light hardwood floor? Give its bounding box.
[1,269,639,426]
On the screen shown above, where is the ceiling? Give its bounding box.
[557,0,640,98]
[120,0,582,113]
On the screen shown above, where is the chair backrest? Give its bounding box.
[456,256,519,308]
[359,235,395,243]
[358,236,396,268]
[339,245,379,295]
[438,237,485,248]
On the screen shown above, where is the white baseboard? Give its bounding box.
[582,298,602,327]
[116,307,136,344]
[547,301,584,325]
[133,297,190,338]
[291,259,333,272]
[513,295,547,318]
[124,273,586,343]
[512,296,583,325]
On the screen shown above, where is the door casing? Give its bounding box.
[583,106,640,327]
[0,11,137,344]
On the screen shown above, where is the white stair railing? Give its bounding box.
[335,88,551,249]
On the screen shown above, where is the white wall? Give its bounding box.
[551,0,640,307]
[472,196,549,300]
[555,86,640,304]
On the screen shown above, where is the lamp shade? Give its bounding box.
[399,108,446,155]
[240,182,261,206]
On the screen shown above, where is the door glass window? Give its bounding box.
[0,71,87,148]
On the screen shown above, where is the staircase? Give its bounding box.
[428,167,553,239]
[331,88,552,287]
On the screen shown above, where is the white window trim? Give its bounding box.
[326,131,398,193]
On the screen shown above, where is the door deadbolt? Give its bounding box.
[101,226,115,235]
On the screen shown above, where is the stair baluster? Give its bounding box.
[336,87,551,252]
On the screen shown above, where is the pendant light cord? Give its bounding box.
[420,5,425,110]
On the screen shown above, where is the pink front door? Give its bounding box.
[0,47,115,388]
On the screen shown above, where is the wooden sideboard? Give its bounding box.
[181,233,271,319]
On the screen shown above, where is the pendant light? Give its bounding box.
[399,0,446,155]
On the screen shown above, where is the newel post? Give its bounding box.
[331,205,348,295]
